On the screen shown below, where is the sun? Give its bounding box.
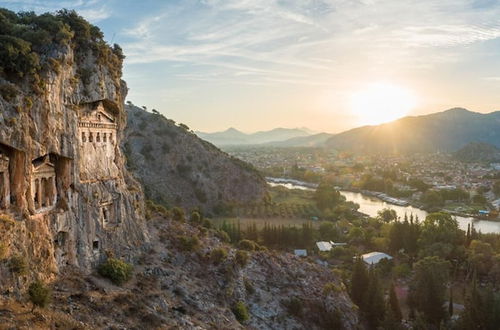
[350,82,417,126]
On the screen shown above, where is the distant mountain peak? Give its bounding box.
[197,127,313,146]
[224,127,244,133]
[442,107,473,114]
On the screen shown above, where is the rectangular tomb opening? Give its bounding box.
[31,155,57,212]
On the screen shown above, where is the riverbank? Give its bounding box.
[266,178,500,234]
[268,178,499,222]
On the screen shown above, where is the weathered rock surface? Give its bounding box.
[0,30,148,290]
[0,213,359,329]
[123,105,268,213]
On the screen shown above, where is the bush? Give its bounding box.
[232,301,250,323]
[172,207,185,222]
[202,219,212,229]
[28,280,51,310]
[9,255,27,275]
[235,250,249,267]
[216,230,230,243]
[211,247,228,265]
[179,235,200,252]
[190,211,202,225]
[323,282,342,295]
[98,258,133,285]
[0,83,18,101]
[238,239,257,251]
[244,278,255,295]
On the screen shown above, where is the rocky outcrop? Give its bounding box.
[0,213,359,329]
[0,11,148,292]
[123,105,267,214]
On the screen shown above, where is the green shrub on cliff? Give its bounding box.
[178,235,200,252]
[9,255,27,275]
[232,301,250,323]
[98,258,133,285]
[28,280,51,311]
[211,247,228,264]
[0,9,123,84]
[172,207,185,222]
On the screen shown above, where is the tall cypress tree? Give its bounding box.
[350,257,369,306]
[449,286,453,317]
[364,268,385,329]
[389,281,402,322]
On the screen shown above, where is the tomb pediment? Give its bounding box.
[81,109,115,124]
[33,157,55,175]
[78,102,117,130]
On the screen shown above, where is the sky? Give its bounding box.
[3,0,500,133]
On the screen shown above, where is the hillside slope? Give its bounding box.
[0,211,359,329]
[124,105,267,213]
[325,108,500,153]
[454,142,500,163]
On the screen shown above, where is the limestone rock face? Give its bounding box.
[123,105,268,213]
[0,42,148,286]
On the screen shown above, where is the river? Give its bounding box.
[267,179,500,234]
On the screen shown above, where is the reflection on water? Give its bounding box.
[340,191,500,234]
[268,182,313,191]
[268,180,500,234]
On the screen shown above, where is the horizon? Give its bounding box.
[4,1,500,133]
[197,107,499,134]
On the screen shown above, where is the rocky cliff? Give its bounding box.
[0,9,148,291]
[123,105,268,214]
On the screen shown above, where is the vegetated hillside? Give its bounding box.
[0,210,358,329]
[197,127,312,146]
[325,108,500,154]
[124,105,268,213]
[453,142,500,163]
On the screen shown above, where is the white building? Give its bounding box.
[361,252,392,265]
[316,241,347,252]
[294,249,307,257]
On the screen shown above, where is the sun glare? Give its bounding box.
[350,82,417,126]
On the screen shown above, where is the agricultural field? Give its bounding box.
[232,186,320,220]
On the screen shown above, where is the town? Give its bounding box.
[226,146,500,219]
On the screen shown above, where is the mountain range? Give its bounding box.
[196,127,312,145]
[201,108,500,154]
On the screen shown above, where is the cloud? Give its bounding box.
[3,0,110,22]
